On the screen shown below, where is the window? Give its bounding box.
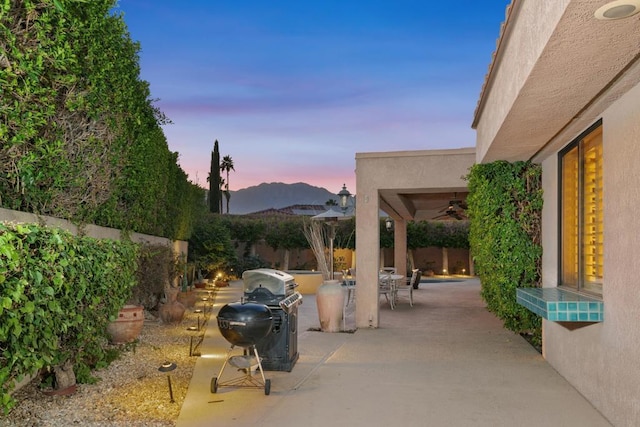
[559,122,603,295]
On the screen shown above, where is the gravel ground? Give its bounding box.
[0,300,212,427]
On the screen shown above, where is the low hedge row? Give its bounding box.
[0,223,138,413]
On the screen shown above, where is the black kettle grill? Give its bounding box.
[217,302,273,348]
[212,301,274,395]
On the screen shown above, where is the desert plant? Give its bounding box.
[302,220,331,280]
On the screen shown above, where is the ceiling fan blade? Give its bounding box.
[432,213,450,220]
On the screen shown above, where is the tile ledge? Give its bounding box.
[516,287,603,323]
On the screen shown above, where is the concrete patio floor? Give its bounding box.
[176,278,612,426]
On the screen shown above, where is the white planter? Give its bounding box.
[316,280,345,332]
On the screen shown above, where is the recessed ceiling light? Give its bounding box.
[595,0,640,20]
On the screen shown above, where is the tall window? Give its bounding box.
[559,122,603,295]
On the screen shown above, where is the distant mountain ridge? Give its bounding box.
[228,182,339,214]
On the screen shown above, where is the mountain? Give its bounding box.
[227,182,339,214]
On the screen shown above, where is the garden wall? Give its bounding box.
[0,207,187,257]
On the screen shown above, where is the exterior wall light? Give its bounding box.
[595,0,640,20]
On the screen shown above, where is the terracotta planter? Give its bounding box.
[215,280,229,288]
[176,290,197,308]
[106,305,144,344]
[159,300,185,324]
[194,281,207,289]
[42,384,77,396]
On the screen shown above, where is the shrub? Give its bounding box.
[0,223,137,414]
[130,244,176,310]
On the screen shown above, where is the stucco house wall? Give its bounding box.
[474,0,571,163]
[539,79,640,426]
[472,0,640,423]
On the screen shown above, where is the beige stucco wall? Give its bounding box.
[540,81,640,426]
[474,0,570,163]
[0,207,185,254]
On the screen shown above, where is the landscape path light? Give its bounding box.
[201,297,211,315]
[194,309,203,330]
[158,362,177,403]
[187,326,198,357]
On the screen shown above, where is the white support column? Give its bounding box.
[355,188,380,328]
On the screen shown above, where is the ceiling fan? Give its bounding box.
[432,198,468,221]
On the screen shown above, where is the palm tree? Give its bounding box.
[220,155,235,213]
[219,177,227,213]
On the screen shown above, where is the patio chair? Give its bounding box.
[412,269,422,290]
[341,270,356,330]
[395,269,419,307]
[379,274,395,309]
[341,270,356,306]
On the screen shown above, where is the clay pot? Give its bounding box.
[42,384,77,396]
[176,290,197,308]
[106,305,144,344]
[159,300,185,324]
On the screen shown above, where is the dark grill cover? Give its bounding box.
[217,302,273,348]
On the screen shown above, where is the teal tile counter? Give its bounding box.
[516,287,603,322]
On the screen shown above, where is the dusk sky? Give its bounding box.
[117,1,510,194]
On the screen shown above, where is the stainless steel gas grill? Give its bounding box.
[242,269,303,372]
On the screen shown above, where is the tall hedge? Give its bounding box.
[406,220,469,249]
[466,161,542,342]
[0,0,202,239]
[215,215,467,274]
[188,213,237,273]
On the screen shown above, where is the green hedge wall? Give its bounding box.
[466,161,542,344]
